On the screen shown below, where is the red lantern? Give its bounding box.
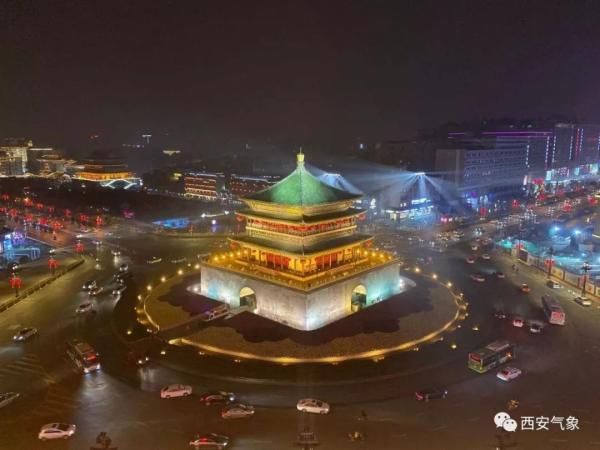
[75,242,84,253]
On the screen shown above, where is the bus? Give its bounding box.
[541,295,566,325]
[468,340,515,373]
[66,339,101,373]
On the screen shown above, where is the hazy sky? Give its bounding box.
[2,0,600,152]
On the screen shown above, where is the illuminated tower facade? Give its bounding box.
[200,152,404,330]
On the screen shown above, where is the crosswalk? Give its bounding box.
[31,383,81,418]
[0,353,54,384]
[0,353,80,418]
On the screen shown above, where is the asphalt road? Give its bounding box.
[0,222,599,449]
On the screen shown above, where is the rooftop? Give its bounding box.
[242,152,361,206]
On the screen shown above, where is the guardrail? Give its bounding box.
[0,255,86,313]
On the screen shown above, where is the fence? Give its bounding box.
[0,255,86,313]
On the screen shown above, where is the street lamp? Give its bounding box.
[581,261,592,297]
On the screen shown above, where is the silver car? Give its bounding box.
[13,327,38,341]
[221,403,255,419]
[0,392,20,408]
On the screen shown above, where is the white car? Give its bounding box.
[111,249,122,256]
[160,384,192,398]
[480,253,491,260]
[13,327,38,341]
[221,403,255,419]
[465,256,475,264]
[547,280,561,289]
[75,302,94,314]
[38,423,76,440]
[119,263,129,272]
[147,256,162,264]
[512,317,524,328]
[529,321,543,334]
[497,366,522,382]
[471,244,479,251]
[575,296,592,307]
[0,392,20,408]
[112,286,126,296]
[470,273,485,282]
[297,398,330,414]
[171,257,187,264]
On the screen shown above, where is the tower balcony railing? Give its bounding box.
[203,251,398,291]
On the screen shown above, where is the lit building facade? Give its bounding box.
[184,172,225,200]
[0,138,31,173]
[74,155,141,189]
[229,174,279,199]
[200,152,406,330]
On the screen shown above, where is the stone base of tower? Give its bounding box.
[200,262,410,331]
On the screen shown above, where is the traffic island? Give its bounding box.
[140,272,467,364]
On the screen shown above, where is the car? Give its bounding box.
[48,249,57,255]
[519,283,531,293]
[189,433,229,449]
[480,253,491,260]
[92,240,102,246]
[160,384,192,398]
[471,244,479,251]
[171,257,187,264]
[38,423,76,440]
[470,273,485,282]
[80,228,91,233]
[494,310,507,319]
[199,391,236,405]
[13,327,38,341]
[0,392,20,408]
[529,321,543,334]
[465,256,475,264]
[494,271,505,279]
[111,249,122,256]
[76,234,84,239]
[147,256,162,264]
[497,366,522,382]
[112,286,126,296]
[575,296,592,307]
[82,280,97,291]
[128,352,150,367]
[482,238,492,246]
[75,302,94,314]
[512,317,524,328]
[119,263,129,272]
[297,398,330,414]
[89,286,103,296]
[546,280,561,289]
[415,388,448,402]
[221,403,255,419]
[115,271,133,282]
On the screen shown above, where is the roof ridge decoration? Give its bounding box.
[241,152,361,206]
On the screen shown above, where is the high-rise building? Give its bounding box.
[0,151,24,176]
[0,138,32,173]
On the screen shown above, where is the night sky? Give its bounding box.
[2,0,600,153]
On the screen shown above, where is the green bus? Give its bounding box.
[468,340,515,373]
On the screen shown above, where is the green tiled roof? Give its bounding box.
[243,155,361,206]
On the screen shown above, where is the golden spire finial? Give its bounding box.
[297,147,305,164]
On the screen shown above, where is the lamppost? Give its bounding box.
[546,246,554,279]
[581,261,592,297]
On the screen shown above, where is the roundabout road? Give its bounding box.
[0,225,599,449]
